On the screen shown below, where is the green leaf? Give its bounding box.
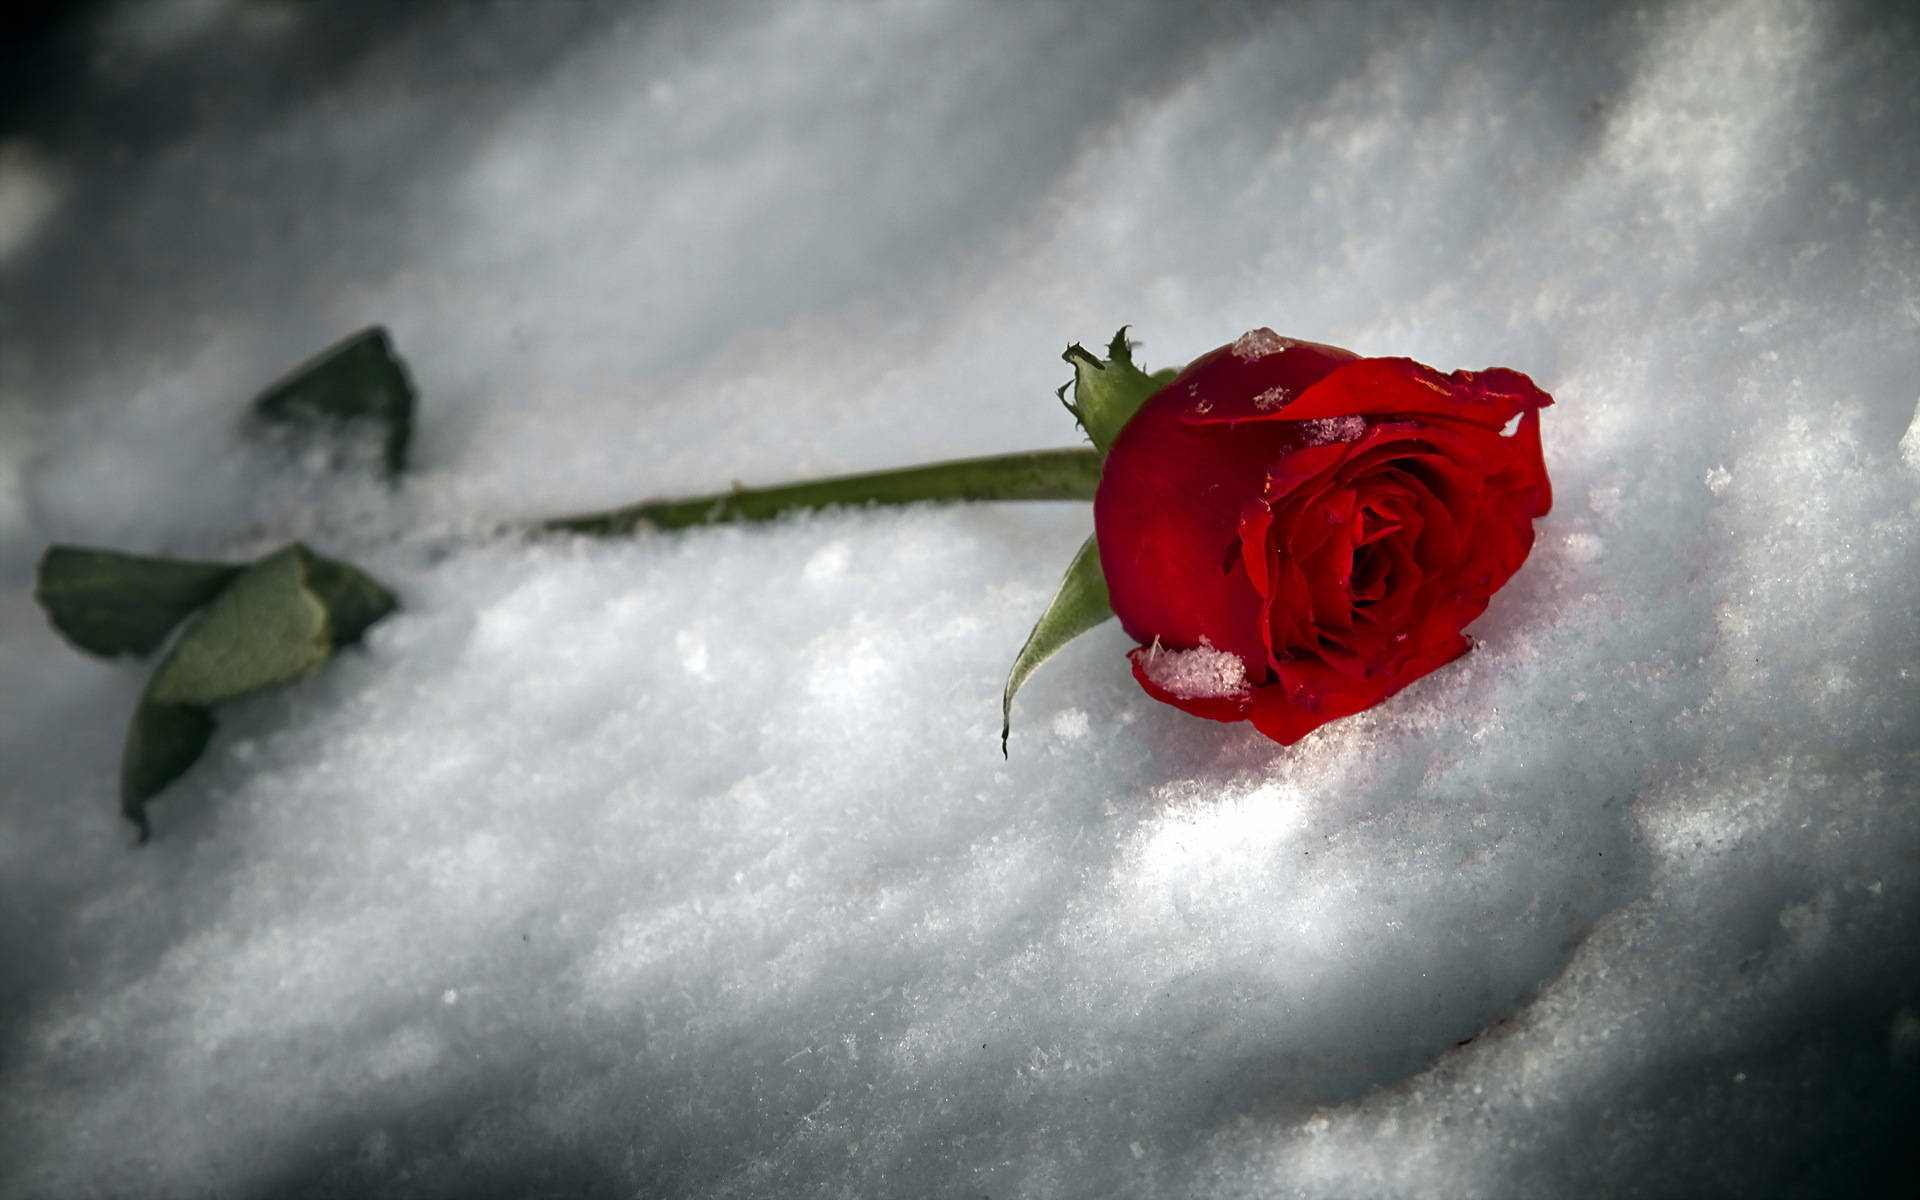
[253,326,415,476]
[119,542,398,840]
[119,702,213,842]
[296,545,399,645]
[146,546,334,705]
[1058,327,1176,455]
[34,545,241,657]
[1001,534,1114,754]
[543,447,1102,537]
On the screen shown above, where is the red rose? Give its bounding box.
[1093,329,1553,744]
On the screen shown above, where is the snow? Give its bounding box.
[1300,414,1367,444]
[1252,384,1292,411]
[1231,328,1292,361]
[1139,638,1254,700]
[3,0,1918,1197]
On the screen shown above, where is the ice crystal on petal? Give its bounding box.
[1141,637,1251,699]
[1301,415,1367,444]
[1253,385,1292,411]
[1231,328,1292,361]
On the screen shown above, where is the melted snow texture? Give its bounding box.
[2,1,1918,1198]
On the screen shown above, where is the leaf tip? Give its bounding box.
[252,326,416,478]
[998,534,1113,760]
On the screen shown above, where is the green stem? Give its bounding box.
[538,447,1101,537]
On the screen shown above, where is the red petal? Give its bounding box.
[1247,629,1472,744]
[1169,333,1362,427]
[1263,442,1353,504]
[1276,359,1552,431]
[1127,647,1255,724]
[1096,394,1283,673]
[1238,499,1274,597]
[1266,555,1318,660]
[1489,406,1553,517]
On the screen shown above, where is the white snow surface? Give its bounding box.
[3,1,1919,1197]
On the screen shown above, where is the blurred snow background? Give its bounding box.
[3,0,1918,1195]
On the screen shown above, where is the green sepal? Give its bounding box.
[253,326,416,476]
[119,543,397,841]
[1057,327,1176,455]
[34,546,242,657]
[1001,533,1114,754]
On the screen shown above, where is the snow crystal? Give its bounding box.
[1051,707,1092,740]
[1139,638,1251,699]
[1561,532,1604,563]
[1301,414,1367,444]
[1231,327,1292,361]
[1252,385,1292,411]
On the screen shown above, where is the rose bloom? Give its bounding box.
[1093,329,1553,744]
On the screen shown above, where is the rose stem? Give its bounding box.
[534,447,1101,537]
